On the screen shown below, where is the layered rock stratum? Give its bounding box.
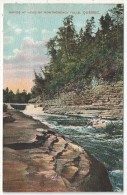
[34,81,123,120]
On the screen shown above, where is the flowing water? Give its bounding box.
[23,104,123,192]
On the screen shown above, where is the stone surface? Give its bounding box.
[3,112,15,123]
[3,110,113,192]
[43,81,123,120]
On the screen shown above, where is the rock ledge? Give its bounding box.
[3,111,113,192]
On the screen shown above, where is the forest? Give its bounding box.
[3,88,31,103]
[32,4,123,100]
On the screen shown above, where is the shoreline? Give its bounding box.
[3,110,113,192]
[29,81,123,121]
[43,105,122,120]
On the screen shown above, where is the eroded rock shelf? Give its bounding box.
[3,111,113,192]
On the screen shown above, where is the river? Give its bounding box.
[22,104,123,192]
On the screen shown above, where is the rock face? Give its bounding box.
[43,81,123,120]
[3,111,113,192]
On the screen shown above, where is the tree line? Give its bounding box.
[32,4,123,99]
[3,87,31,103]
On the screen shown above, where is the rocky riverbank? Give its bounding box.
[33,81,123,120]
[3,110,113,192]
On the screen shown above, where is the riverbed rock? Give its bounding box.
[3,112,15,123]
[3,110,113,192]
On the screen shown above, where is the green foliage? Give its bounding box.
[32,4,123,98]
[3,104,8,112]
[3,88,31,103]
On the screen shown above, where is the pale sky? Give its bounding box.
[3,3,115,92]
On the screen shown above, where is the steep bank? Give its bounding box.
[35,81,123,120]
[3,110,112,192]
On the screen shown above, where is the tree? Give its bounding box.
[100,13,112,34]
[110,4,124,48]
[3,88,31,103]
[84,17,95,40]
[32,5,123,99]
[57,15,77,61]
[47,37,57,62]
[33,71,46,94]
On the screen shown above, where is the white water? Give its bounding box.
[23,104,43,115]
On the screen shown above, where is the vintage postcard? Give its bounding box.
[2,0,125,193]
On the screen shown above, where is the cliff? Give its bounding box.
[3,110,113,192]
[40,81,123,120]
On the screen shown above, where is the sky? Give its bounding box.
[3,3,116,93]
